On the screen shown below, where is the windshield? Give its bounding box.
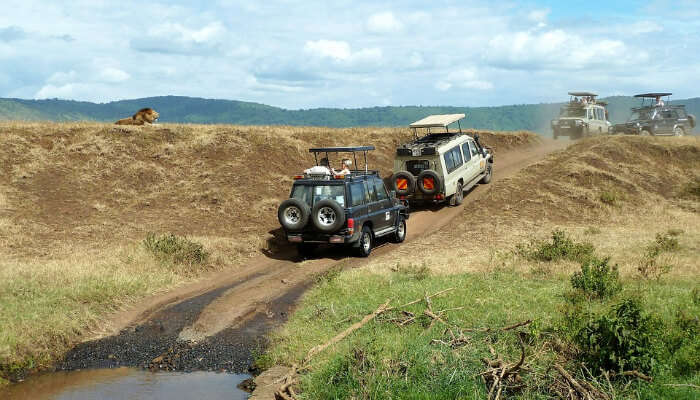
[629,110,652,121]
[292,184,346,207]
[560,106,585,118]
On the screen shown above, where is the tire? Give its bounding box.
[480,163,493,184]
[673,126,685,137]
[391,216,406,243]
[356,225,373,257]
[450,181,464,206]
[417,170,441,196]
[310,199,345,233]
[278,198,310,231]
[640,129,651,137]
[297,243,316,258]
[392,171,415,196]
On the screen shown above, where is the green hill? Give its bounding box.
[1,95,699,134]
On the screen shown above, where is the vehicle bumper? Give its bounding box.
[285,231,357,245]
[553,125,584,136]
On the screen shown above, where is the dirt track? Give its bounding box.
[59,140,568,373]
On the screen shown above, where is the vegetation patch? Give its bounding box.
[516,230,595,264]
[599,189,623,206]
[570,257,621,299]
[638,231,681,280]
[143,233,209,267]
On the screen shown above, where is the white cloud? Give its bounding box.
[366,12,403,34]
[304,40,351,61]
[486,29,635,70]
[131,21,227,54]
[98,67,130,83]
[436,68,493,91]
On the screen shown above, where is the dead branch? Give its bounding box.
[610,370,652,382]
[554,364,592,400]
[481,334,528,400]
[662,383,700,389]
[304,298,391,363]
[386,288,454,311]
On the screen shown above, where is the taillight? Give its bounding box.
[422,177,434,190]
[293,175,304,180]
[347,218,354,235]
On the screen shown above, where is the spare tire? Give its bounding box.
[417,170,441,196]
[688,114,696,128]
[311,199,345,233]
[278,198,310,231]
[391,171,415,196]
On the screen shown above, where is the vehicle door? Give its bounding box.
[348,181,368,228]
[373,177,395,231]
[467,140,484,180]
[660,109,677,134]
[442,145,464,196]
[676,108,690,130]
[364,179,383,233]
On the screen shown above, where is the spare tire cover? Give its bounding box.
[392,171,415,196]
[417,170,441,195]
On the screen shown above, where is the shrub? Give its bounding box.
[668,305,700,376]
[517,230,595,264]
[680,179,700,198]
[570,257,621,299]
[638,231,680,280]
[143,233,209,266]
[599,190,620,205]
[575,298,662,375]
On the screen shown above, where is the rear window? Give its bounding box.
[405,160,430,176]
[292,184,345,207]
[444,145,463,173]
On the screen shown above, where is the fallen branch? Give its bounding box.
[662,383,700,389]
[386,288,454,311]
[610,370,652,382]
[304,298,391,363]
[480,334,528,400]
[554,364,593,400]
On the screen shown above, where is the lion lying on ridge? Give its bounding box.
[115,108,160,125]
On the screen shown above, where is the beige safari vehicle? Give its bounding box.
[551,91,611,139]
[390,114,493,207]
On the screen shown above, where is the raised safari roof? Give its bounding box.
[568,91,597,97]
[634,93,672,98]
[409,114,466,129]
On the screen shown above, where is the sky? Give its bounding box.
[0,0,698,109]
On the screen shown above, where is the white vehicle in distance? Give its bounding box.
[391,114,493,207]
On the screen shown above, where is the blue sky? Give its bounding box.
[0,0,697,108]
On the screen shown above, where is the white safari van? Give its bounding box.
[391,114,493,206]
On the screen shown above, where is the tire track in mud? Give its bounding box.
[59,141,568,374]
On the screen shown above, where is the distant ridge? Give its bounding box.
[1,95,699,134]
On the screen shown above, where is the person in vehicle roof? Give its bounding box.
[335,159,352,175]
[304,157,332,176]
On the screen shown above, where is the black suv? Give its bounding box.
[277,146,409,257]
[613,93,696,136]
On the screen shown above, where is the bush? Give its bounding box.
[143,233,209,266]
[575,298,662,375]
[599,190,621,205]
[571,257,621,299]
[668,305,700,376]
[517,230,595,264]
[638,231,680,280]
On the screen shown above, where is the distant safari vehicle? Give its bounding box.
[612,93,696,136]
[551,92,611,139]
[390,114,493,207]
[277,146,409,257]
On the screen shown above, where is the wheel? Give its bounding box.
[391,216,406,243]
[673,126,685,137]
[640,130,651,137]
[450,181,464,206]
[278,199,310,231]
[297,243,316,258]
[356,225,373,257]
[417,170,441,196]
[311,199,345,233]
[392,171,415,196]
[480,163,493,184]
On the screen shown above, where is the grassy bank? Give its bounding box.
[0,122,540,383]
[260,136,700,399]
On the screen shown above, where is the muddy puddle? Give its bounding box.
[0,368,251,400]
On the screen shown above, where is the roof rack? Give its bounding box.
[409,114,466,129]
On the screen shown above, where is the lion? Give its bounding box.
[115,108,160,125]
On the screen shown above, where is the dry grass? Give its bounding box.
[0,121,539,380]
[364,136,700,279]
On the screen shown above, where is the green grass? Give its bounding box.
[262,269,700,399]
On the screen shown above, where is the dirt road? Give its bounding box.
[60,140,568,373]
